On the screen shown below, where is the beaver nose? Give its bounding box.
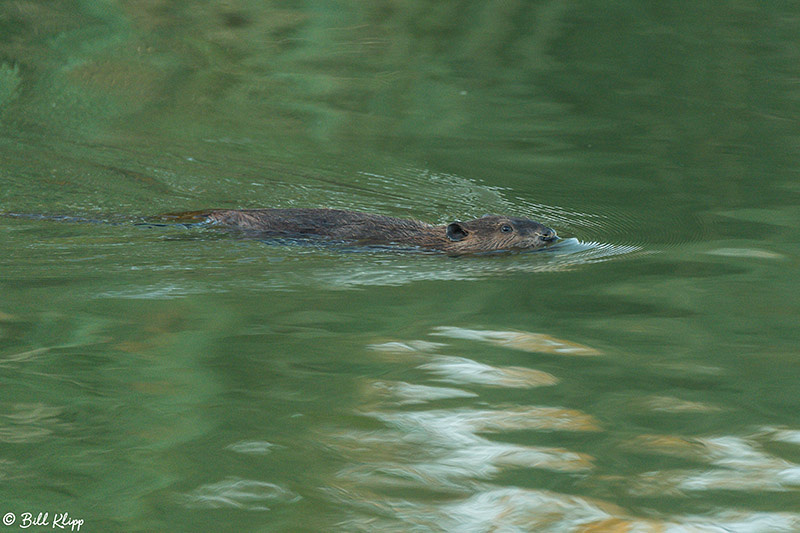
[540,227,558,241]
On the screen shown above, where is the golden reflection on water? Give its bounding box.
[367,405,601,438]
[635,395,722,413]
[623,434,800,495]
[363,381,479,406]
[418,355,559,388]
[430,326,602,356]
[327,327,602,527]
[323,328,800,531]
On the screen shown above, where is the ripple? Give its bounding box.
[333,443,594,491]
[419,355,559,388]
[762,427,800,445]
[706,247,784,259]
[303,236,642,287]
[353,168,516,220]
[368,406,602,440]
[367,340,446,353]
[431,326,601,356]
[513,196,650,246]
[6,168,646,291]
[513,190,709,253]
[636,395,723,413]
[0,403,69,444]
[226,440,279,455]
[328,403,597,494]
[623,435,800,495]
[180,477,300,510]
[180,167,645,281]
[332,486,800,533]
[364,381,478,405]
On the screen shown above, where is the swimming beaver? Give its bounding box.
[164,208,558,255]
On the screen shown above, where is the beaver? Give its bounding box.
[163,208,558,255]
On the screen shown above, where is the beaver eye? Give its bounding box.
[500,224,513,233]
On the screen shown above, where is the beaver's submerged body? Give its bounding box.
[165,208,558,255]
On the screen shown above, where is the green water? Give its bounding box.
[2,1,799,531]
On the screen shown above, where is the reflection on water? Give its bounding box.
[330,331,601,527]
[0,403,69,444]
[705,247,785,260]
[364,381,479,406]
[624,434,800,495]
[635,395,722,413]
[329,331,600,524]
[180,477,300,510]
[431,326,602,356]
[3,0,800,530]
[225,440,280,455]
[766,427,800,446]
[319,329,800,531]
[418,355,559,388]
[335,489,800,532]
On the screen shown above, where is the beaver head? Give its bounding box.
[443,215,557,254]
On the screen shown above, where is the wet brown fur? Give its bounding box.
[163,208,557,255]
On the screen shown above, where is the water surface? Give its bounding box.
[1,1,799,531]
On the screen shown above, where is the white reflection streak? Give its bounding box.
[181,477,300,510]
[415,488,615,532]
[333,335,800,531]
[762,426,800,445]
[337,406,598,487]
[336,487,800,532]
[343,338,598,491]
[338,439,593,489]
[370,406,600,444]
[630,435,800,494]
[367,380,478,405]
[226,440,279,454]
[419,355,558,388]
[366,340,446,353]
[430,326,601,356]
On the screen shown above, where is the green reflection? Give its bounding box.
[1,1,800,531]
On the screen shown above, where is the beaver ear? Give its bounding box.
[446,222,469,241]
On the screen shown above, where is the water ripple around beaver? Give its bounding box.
[307,236,642,288]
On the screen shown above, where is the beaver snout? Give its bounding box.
[539,227,558,242]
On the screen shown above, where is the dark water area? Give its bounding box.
[1,1,799,531]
